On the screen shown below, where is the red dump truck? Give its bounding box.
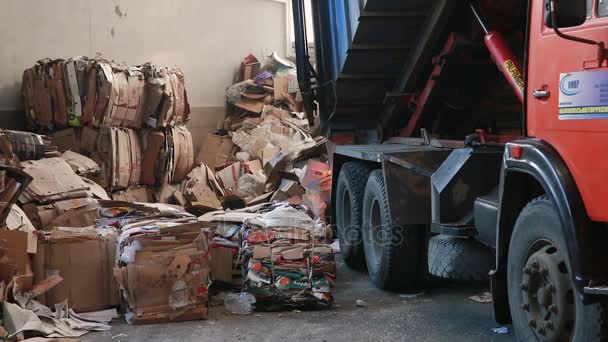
[293,0,608,340]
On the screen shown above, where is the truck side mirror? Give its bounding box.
[544,0,586,28]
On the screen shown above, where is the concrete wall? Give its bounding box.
[0,0,287,152]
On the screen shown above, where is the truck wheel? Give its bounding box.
[362,169,423,291]
[427,235,493,282]
[507,196,608,341]
[335,162,373,270]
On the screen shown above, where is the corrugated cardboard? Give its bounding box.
[23,59,191,130]
[33,234,119,313]
[59,151,100,177]
[182,165,223,210]
[80,127,99,154]
[0,230,32,285]
[114,228,210,324]
[51,129,80,154]
[210,247,233,283]
[20,158,90,204]
[141,130,165,186]
[112,186,150,203]
[171,126,194,183]
[197,135,234,170]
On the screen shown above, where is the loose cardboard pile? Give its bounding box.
[18,157,105,231]
[19,158,92,204]
[188,52,327,214]
[22,57,190,131]
[59,150,100,177]
[0,165,115,340]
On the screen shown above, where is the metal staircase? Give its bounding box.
[304,0,455,131]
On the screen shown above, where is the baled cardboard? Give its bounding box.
[115,229,210,324]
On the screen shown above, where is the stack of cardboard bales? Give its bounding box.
[22,58,190,130]
[21,57,195,199]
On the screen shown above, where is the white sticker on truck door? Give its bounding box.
[559,70,608,120]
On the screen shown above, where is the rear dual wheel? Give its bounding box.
[335,162,373,270]
[361,170,424,291]
[508,196,608,341]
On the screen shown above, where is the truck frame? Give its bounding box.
[293,0,608,340]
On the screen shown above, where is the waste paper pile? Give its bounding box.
[0,52,334,340]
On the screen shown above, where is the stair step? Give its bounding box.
[359,10,427,18]
[364,0,434,12]
[339,73,396,80]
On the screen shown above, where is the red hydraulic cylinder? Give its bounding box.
[484,31,525,103]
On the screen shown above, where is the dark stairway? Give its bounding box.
[320,0,455,131]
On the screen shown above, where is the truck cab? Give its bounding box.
[293,0,608,340]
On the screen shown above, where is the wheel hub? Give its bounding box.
[520,244,574,341]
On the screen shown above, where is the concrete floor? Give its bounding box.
[83,258,515,342]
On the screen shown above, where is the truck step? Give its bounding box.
[473,188,499,247]
[584,286,608,295]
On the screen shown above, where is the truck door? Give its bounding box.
[527,0,608,222]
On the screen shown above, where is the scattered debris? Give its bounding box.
[468,292,493,304]
[492,327,509,334]
[399,292,426,299]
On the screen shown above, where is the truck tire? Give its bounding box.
[362,169,423,291]
[427,235,493,282]
[335,162,373,270]
[507,196,608,342]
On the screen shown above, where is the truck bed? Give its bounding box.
[313,0,456,130]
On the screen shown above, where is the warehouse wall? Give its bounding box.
[0,0,287,152]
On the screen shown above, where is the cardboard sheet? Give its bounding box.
[33,234,119,313]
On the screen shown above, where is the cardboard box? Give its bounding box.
[33,233,119,313]
[197,135,234,170]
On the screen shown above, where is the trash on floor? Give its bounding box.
[491,327,509,334]
[468,292,493,304]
